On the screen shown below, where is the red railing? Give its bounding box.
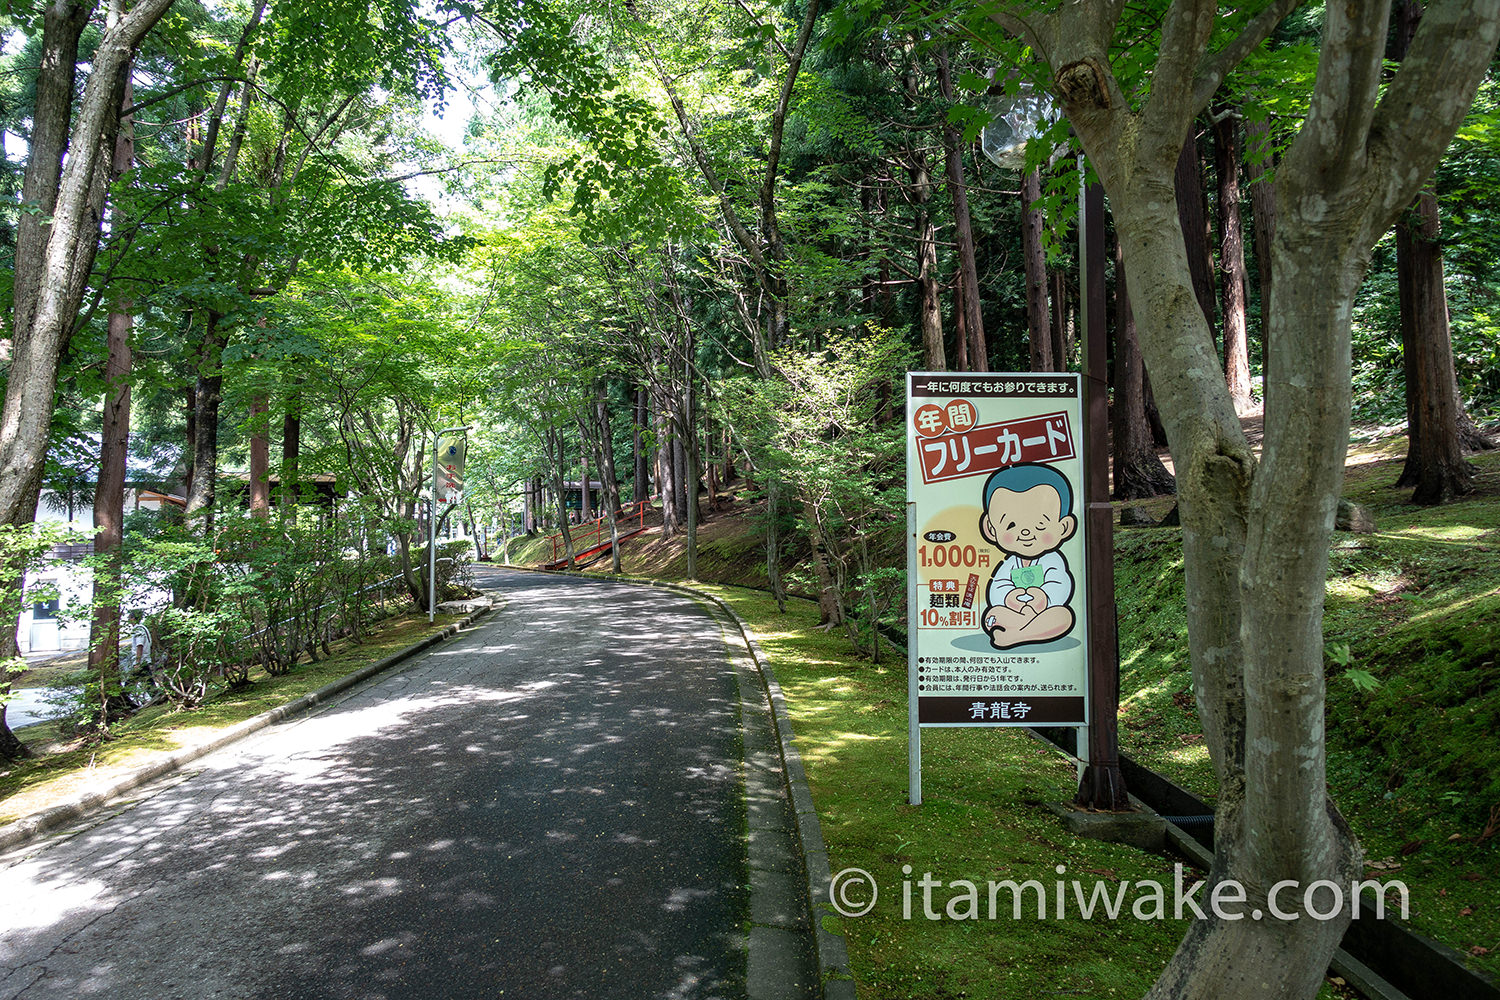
[549,500,651,564]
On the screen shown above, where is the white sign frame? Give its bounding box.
[906,372,1091,803]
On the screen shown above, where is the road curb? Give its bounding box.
[0,604,494,855]
[516,565,855,999]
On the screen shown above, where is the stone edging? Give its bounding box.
[0,604,494,855]
[518,565,855,1000]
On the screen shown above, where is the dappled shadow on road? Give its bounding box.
[0,574,747,1000]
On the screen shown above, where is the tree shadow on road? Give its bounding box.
[0,579,748,1000]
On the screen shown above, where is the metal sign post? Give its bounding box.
[429,425,471,623]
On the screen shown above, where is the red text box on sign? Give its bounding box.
[916,411,1076,485]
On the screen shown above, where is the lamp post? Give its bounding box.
[430,425,471,623]
[982,93,1129,810]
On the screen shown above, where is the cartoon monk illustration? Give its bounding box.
[978,462,1078,649]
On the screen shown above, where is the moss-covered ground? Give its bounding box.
[691,583,1357,999]
[1113,442,1500,974]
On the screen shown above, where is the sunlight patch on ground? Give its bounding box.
[1119,675,1186,713]
[1379,524,1490,543]
[0,878,112,936]
[1164,743,1211,769]
[1402,586,1500,624]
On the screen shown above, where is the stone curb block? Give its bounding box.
[0,605,494,855]
[521,565,856,998]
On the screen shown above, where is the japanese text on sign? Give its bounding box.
[917,411,1075,485]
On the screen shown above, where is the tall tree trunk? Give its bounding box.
[185,314,226,532]
[1112,236,1176,498]
[633,387,649,503]
[9,1,90,371]
[672,412,690,526]
[904,73,948,375]
[594,392,623,573]
[1,0,172,527]
[546,425,575,566]
[1214,104,1254,413]
[1245,116,1277,391]
[656,399,678,536]
[1392,0,1494,501]
[1396,189,1475,502]
[0,0,174,759]
[935,47,986,371]
[1022,167,1054,372]
[87,28,137,727]
[683,374,699,580]
[580,441,591,522]
[1050,272,1069,371]
[249,394,270,515]
[281,380,301,520]
[596,391,622,518]
[916,201,946,370]
[875,183,895,324]
[1176,132,1219,333]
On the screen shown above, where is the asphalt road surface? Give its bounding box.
[0,569,753,1000]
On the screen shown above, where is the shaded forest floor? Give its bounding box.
[508,419,1500,975]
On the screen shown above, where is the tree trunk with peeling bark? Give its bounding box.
[1214,105,1254,413]
[989,0,1500,995]
[86,17,138,728]
[912,152,947,371]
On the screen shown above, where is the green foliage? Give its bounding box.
[718,327,913,651]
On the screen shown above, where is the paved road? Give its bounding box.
[0,570,755,1000]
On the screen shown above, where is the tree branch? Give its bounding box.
[1283,0,1391,191]
[1363,0,1500,230]
[1190,0,1304,111]
[121,76,249,118]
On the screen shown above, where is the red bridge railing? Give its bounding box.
[549,501,651,564]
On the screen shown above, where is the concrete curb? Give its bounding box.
[0,603,495,855]
[514,565,855,999]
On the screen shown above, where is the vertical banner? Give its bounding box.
[434,431,467,506]
[906,373,1089,729]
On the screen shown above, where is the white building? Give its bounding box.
[17,487,183,655]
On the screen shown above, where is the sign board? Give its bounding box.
[906,373,1089,734]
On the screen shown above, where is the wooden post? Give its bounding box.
[1075,179,1130,811]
